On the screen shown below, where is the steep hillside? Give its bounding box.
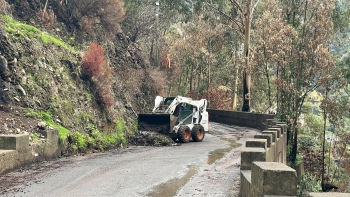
[0,14,163,151]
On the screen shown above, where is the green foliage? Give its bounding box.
[38,111,70,143]
[70,132,87,152]
[1,15,74,51]
[40,33,71,49]
[25,108,38,118]
[298,135,317,151]
[77,113,93,124]
[333,0,350,32]
[75,121,131,152]
[24,82,39,91]
[30,133,40,141]
[84,92,92,101]
[128,118,138,134]
[298,173,322,196]
[39,111,52,122]
[115,118,127,133]
[114,119,127,144]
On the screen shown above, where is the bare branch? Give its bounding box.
[229,0,243,14]
[250,0,261,22]
[204,2,245,35]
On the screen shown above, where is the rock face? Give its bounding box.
[0,55,9,77]
[0,79,10,105]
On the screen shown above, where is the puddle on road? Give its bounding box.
[146,165,199,197]
[207,138,241,165]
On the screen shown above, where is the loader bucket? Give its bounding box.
[138,113,172,135]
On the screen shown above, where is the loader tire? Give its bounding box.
[177,126,191,143]
[191,125,205,142]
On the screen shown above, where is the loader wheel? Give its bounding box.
[191,125,205,142]
[177,126,191,143]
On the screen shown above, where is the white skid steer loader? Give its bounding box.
[138,96,209,143]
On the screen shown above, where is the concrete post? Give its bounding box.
[251,162,297,197]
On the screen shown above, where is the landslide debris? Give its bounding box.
[128,131,177,147]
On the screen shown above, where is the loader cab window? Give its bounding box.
[164,97,175,106]
[178,103,194,124]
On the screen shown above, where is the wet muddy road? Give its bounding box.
[0,122,259,197]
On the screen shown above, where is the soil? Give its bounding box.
[0,106,40,135]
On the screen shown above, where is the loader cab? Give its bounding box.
[157,97,176,111]
[163,97,176,105]
[178,103,194,125]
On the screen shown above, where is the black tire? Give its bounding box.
[177,126,191,143]
[191,125,205,142]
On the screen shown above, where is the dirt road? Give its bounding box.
[0,122,259,197]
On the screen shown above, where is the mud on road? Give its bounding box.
[0,122,260,197]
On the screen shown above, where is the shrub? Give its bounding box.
[38,8,56,28]
[82,42,115,119]
[298,173,322,196]
[54,0,125,41]
[70,132,87,151]
[99,0,125,37]
[81,42,106,78]
[95,64,114,118]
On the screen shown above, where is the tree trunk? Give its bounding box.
[265,63,272,107]
[290,94,299,163]
[197,64,202,97]
[178,72,183,91]
[190,62,194,91]
[207,39,212,103]
[321,81,329,191]
[231,43,239,110]
[242,0,252,112]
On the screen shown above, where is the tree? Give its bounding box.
[251,0,297,112]
[251,0,337,164]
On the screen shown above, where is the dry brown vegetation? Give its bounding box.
[82,42,115,120]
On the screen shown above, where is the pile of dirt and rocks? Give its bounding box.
[128,131,177,147]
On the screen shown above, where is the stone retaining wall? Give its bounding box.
[234,113,345,197]
[0,128,61,175]
[240,123,298,197]
[207,109,275,130]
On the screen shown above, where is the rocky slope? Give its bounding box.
[0,15,159,145]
